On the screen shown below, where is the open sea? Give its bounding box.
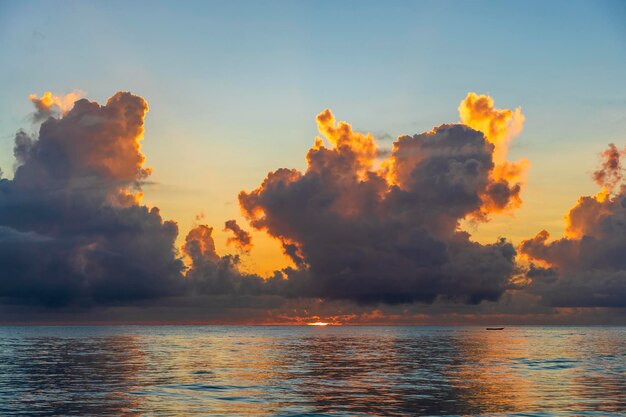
[0,326,623,416]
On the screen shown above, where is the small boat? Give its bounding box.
[486,327,504,330]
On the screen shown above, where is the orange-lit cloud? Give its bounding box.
[0,91,184,307]
[561,145,625,240]
[4,89,622,324]
[239,98,520,305]
[459,93,529,216]
[29,90,84,121]
[183,224,220,263]
[459,92,525,163]
[520,144,626,307]
[21,91,152,206]
[314,109,378,175]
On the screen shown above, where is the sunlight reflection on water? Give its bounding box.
[0,326,624,416]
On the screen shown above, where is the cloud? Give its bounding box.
[458,93,529,215]
[3,91,272,310]
[29,90,85,122]
[224,219,253,252]
[519,145,626,307]
[0,92,184,307]
[4,90,620,323]
[592,143,625,192]
[458,93,525,163]
[182,224,265,296]
[239,102,519,305]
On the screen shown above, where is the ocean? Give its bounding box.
[0,326,623,416]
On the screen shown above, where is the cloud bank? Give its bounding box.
[0,90,623,324]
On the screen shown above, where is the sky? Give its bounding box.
[0,0,625,324]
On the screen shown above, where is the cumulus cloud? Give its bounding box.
[458,93,529,215]
[224,219,253,252]
[520,145,626,307]
[29,90,84,122]
[239,100,520,305]
[0,92,184,307]
[182,224,265,295]
[458,93,524,162]
[5,89,619,324]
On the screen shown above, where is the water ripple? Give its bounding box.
[0,326,624,416]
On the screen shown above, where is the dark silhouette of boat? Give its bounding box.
[486,327,504,330]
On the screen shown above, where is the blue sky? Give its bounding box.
[1,0,625,272]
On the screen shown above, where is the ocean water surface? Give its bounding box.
[0,326,624,416]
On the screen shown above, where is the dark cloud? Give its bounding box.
[3,90,622,324]
[0,92,184,307]
[224,219,253,252]
[520,145,626,307]
[592,143,625,191]
[182,224,265,296]
[3,93,527,314]
[239,110,519,305]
